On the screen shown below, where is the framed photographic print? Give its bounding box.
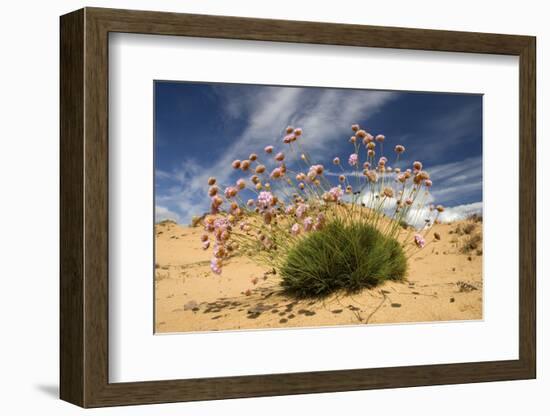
[60,7,536,408]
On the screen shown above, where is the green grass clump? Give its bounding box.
[280,220,406,298]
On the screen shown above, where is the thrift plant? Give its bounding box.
[199,123,444,297]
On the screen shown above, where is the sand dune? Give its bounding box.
[155,218,482,333]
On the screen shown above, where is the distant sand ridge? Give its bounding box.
[155,218,483,333]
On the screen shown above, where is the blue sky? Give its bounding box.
[154,81,482,224]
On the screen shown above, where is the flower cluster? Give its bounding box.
[202,217,234,274]
[199,123,444,275]
[322,186,343,203]
[414,233,426,248]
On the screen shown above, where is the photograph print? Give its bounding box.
[154,81,483,334]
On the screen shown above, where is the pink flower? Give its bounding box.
[257,191,274,210]
[285,126,294,134]
[210,258,222,274]
[264,145,274,154]
[351,124,360,132]
[213,243,226,258]
[240,160,251,171]
[314,213,326,231]
[303,216,314,232]
[395,145,405,154]
[296,203,308,219]
[362,133,374,145]
[294,128,302,136]
[211,195,223,207]
[202,241,210,250]
[283,134,296,144]
[414,170,430,185]
[308,164,324,178]
[246,199,255,207]
[413,161,423,171]
[203,219,215,232]
[364,170,378,183]
[208,185,219,197]
[255,164,266,174]
[270,167,283,179]
[291,223,300,236]
[375,134,385,142]
[224,186,238,198]
[236,179,246,189]
[333,157,340,165]
[414,234,426,248]
[214,218,231,245]
[275,152,285,161]
[329,186,343,202]
[424,179,433,187]
[213,218,230,228]
[348,153,358,166]
[232,160,241,169]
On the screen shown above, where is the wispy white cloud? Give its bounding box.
[155,169,174,180]
[155,205,181,222]
[354,155,482,228]
[438,201,482,222]
[290,89,396,154]
[428,156,482,206]
[327,155,482,205]
[155,158,211,224]
[428,156,481,180]
[403,201,482,228]
[390,99,481,165]
[359,187,481,229]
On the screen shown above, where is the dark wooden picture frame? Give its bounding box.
[60,7,536,408]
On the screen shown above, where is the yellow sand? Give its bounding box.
[155,219,482,333]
